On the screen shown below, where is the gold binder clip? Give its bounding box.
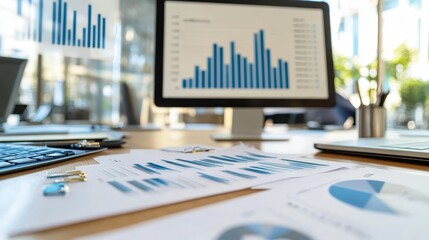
[54,175,87,183]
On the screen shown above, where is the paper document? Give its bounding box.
[78,167,429,240]
[1,145,346,236]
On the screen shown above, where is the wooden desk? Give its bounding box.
[3,128,429,240]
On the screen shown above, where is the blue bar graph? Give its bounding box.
[103,150,331,195]
[17,0,23,16]
[183,30,289,90]
[102,17,106,48]
[72,11,77,46]
[222,170,256,179]
[51,1,107,49]
[17,0,107,49]
[260,30,265,88]
[52,1,56,43]
[163,159,200,169]
[62,1,67,45]
[108,181,132,193]
[82,28,86,47]
[17,0,44,42]
[109,178,188,194]
[134,164,160,174]
[92,25,96,47]
[57,0,62,44]
[97,14,101,48]
[128,180,153,192]
[38,0,43,43]
[147,162,176,171]
[87,4,91,48]
[198,172,229,184]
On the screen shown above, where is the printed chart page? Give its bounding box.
[1,145,348,236]
[78,167,429,240]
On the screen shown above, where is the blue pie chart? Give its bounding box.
[329,179,429,215]
[217,223,312,240]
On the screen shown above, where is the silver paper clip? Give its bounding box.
[183,146,215,153]
[161,145,216,153]
[70,140,101,149]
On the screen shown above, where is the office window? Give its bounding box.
[0,0,428,129]
[352,14,359,57]
[329,0,429,129]
[338,18,345,33]
[409,0,422,8]
[0,0,155,125]
[383,0,399,10]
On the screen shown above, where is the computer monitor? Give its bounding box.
[154,0,335,140]
[0,56,27,131]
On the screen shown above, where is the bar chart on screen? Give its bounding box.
[181,30,290,90]
[0,0,119,59]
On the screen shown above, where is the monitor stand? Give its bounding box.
[211,108,289,141]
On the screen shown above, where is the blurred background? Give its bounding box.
[1,0,428,130]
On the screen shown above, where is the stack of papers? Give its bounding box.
[1,144,348,237]
[4,144,429,239]
[80,166,429,240]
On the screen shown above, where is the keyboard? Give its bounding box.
[0,143,104,175]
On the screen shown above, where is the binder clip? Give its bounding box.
[70,140,101,149]
[183,146,215,153]
[47,170,86,179]
[54,175,87,183]
[47,170,87,183]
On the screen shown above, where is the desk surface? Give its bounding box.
[3,128,429,240]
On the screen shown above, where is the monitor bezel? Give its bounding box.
[154,0,336,107]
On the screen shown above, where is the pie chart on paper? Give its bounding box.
[217,223,312,240]
[329,179,429,215]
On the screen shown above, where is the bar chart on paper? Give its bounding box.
[86,147,333,196]
[163,1,328,98]
[0,0,118,58]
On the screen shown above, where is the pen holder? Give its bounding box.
[357,106,386,138]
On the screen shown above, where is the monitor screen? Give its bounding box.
[155,0,335,107]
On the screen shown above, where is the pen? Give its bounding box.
[356,81,364,106]
[375,89,382,106]
[378,90,390,107]
[15,139,125,148]
[366,80,379,106]
[368,87,376,106]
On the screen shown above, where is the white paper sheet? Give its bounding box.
[78,167,429,240]
[1,145,348,237]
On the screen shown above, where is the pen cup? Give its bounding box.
[357,105,386,138]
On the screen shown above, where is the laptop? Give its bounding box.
[0,56,106,175]
[314,137,429,162]
[0,56,27,131]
